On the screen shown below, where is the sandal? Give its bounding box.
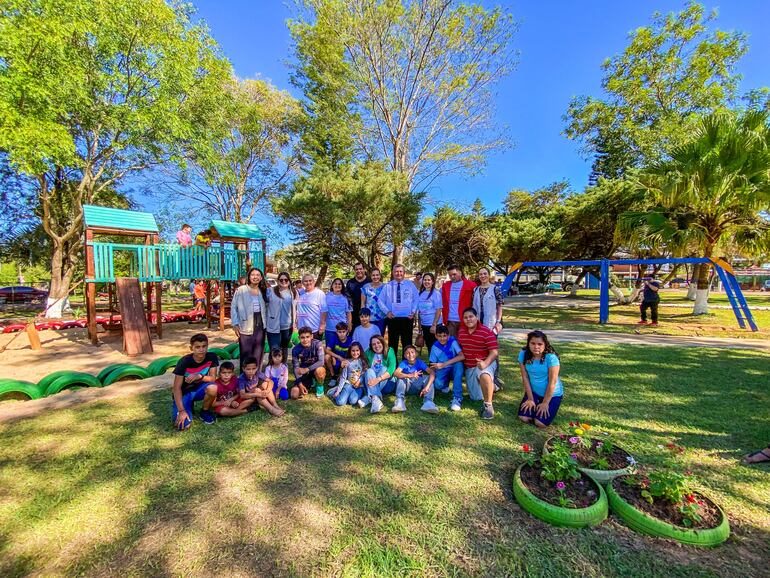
[743,447,770,464]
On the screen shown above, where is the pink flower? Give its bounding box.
[555,481,566,490]
[569,436,580,444]
[570,453,578,460]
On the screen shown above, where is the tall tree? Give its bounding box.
[169,77,304,223]
[290,0,517,267]
[0,0,230,316]
[630,110,770,314]
[565,2,748,173]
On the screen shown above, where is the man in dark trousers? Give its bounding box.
[638,273,661,326]
[346,262,371,329]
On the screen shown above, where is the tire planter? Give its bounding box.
[101,364,151,386]
[513,464,608,528]
[38,370,89,393]
[0,379,44,401]
[224,342,240,357]
[2,324,26,334]
[146,355,181,377]
[544,436,635,486]
[607,478,730,546]
[97,363,136,384]
[44,372,103,397]
[207,347,231,360]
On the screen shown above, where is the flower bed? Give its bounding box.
[608,474,729,546]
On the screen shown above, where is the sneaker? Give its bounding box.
[649,322,659,327]
[421,400,439,414]
[637,320,648,325]
[247,403,259,413]
[326,385,339,398]
[315,383,324,398]
[199,409,216,425]
[357,396,371,408]
[370,396,383,413]
[392,398,406,413]
[480,403,494,420]
[449,400,462,412]
[438,386,450,395]
[328,379,337,388]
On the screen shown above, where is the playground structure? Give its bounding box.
[501,257,758,332]
[83,205,266,353]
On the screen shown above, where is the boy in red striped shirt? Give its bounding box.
[456,307,499,420]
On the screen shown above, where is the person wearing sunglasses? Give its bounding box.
[266,272,298,363]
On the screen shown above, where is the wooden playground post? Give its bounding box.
[85,229,98,345]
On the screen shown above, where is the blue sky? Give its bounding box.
[151,0,769,228]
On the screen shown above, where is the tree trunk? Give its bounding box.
[45,240,76,318]
[609,284,625,303]
[692,259,711,315]
[391,242,403,273]
[316,263,329,287]
[687,263,699,300]
[570,269,588,295]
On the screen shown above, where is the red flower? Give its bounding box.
[686,494,696,504]
[522,444,531,453]
[685,470,692,476]
[666,442,675,449]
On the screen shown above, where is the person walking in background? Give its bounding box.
[176,223,193,247]
[638,273,661,326]
[381,264,419,359]
[346,262,371,329]
[231,267,269,371]
[441,264,476,337]
[361,267,388,334]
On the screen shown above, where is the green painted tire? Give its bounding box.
[224,342,240,357]
[290,330,299,345]
[44,372,103,397]
[37,370,87,392]
[146,355,181,377]
[0,379,44,401]
[543,436,635,486]
[208,347,231,360]
[607,478,730,547]
[97,363,136,384]
[101,365,151,386]
[513,464,608,528]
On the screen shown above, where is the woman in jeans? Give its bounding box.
[231,267,269,371]
[266,271,297,363]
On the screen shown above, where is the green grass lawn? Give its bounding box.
[1,341,768,577]
[504,299,770,340]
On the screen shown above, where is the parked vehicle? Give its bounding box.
[545,282,562,292]
[762,280,770,291]
[0,286,48,303]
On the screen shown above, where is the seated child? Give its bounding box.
[171,332,220,429]
[238,357,285,417]
[351,308,380,352]
[212,361,256,417]
[330,342,367,406]
[428,324,465,412]
[325,322,353,386]
[393,344,437,414]
[264,348,290,401]
[291,326,327,399]
[359,335,397,414]
[518,330,563,427]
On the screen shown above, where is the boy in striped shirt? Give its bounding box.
[456,307,499,420]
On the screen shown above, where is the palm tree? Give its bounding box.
[629,110,770,314]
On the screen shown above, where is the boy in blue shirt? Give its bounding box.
[392,344,437,414]
[428,324,465,412]
[324,322,353,388]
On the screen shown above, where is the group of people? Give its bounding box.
[170,262,565,431]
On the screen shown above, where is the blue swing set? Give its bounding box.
[500,257,758,332]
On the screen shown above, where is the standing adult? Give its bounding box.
[456,307,499,420]
[472,267,504,388]
[639,273,661,326]
[231,267,269,371]
[381,264,419,358]
[361,268,388,334]
[266,271,297,363]
[346,262,371,329]
[441,264,476,336]
[296,274,327,340]
[325,278,352,342]
[417,272,442,352]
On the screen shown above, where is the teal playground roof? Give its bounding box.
[209,219,266,241]
[83,205,159,233]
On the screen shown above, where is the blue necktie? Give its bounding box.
[396,282,401,303]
